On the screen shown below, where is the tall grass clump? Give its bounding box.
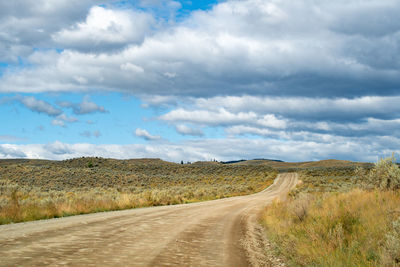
[262,190,400,266]
[262,155,400,266]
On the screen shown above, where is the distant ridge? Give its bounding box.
[222,158,372,169]
[0,157,372,169]
[221,159,284,164]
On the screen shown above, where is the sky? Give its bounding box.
[0,0,399,162]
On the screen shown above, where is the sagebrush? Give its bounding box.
[0,158,277,224]
[355,154,400,190]
[262,155,400,266]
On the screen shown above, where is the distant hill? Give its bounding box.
[224,158,371,169]
[191,161,221,166]
[296,159,363,168]
[0,157,276,191]
[59,157,176,169]
[0,157,371,170]
[221,159,283,165]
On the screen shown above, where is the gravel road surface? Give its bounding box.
[0,173,298,266]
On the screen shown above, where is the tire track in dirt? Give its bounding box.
[0,173,298,266]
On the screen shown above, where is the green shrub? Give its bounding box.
[87,160,93,168]
[359,154,400,190]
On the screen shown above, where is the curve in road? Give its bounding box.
[0,173,298,266]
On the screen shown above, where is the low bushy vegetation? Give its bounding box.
[0,158,277,224]
[262,155,400,266]
[262,190,400,266]
[291,166,365,195]
[355,154,400,191]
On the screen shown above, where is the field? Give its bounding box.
[290,164,372,195]
[3,156,399,265]
[233,158,369,170]
[0,157,277,224]
[261,157,400,266]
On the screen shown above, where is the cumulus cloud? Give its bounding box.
[120,63,144,73]
[53,6,154,52]
[51,119,66,127]
[225,126,278,138]
[140,95,179,108]
[0,138,398,162]
[160,107,287,130]
[154,94,400,141]
[51,114,78,127]
[16,96,62,116]
[58,96,107,115]
[0,144,28,158]
[175,124,204,136]
[160,108,257,126]
[0,0,103,62]
[1,0,400,162]
[193,95,400,122]
[73,98,107,115]
[1,0,400,97]
[135,128,161,141]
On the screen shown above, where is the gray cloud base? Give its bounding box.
[1,0,400,162]
[0,138,397,163]
[0,0,399,98]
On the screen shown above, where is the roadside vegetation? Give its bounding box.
[4,155,400,265]
[262,155,400,266]
[0,157,277,224]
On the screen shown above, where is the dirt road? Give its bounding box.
[0,173,298,266]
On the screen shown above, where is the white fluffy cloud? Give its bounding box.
[135,128,161,141]
[16,96,62,116]
[161,108,257,126]
[1,0,400,162]
[74,98,107,115]
[58,96,107,115]
[160,107,287,131]
[1,0,400,97]
[53,6,154,52]
[175,124,204,136]
[0,138,397,162]
[154,94,400,140]
[0,0,104,61]
[51,114,78,127]
[193,95,400,122]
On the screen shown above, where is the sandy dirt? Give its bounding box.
[0,173,298,266]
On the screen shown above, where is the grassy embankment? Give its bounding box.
[0,157,277,224]
[262,157,400,266]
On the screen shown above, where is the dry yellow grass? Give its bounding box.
[261,156,400,266]
[262,189,400,266]
[0,158,277,224]
[0,182,278,225]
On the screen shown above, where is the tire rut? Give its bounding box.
[0,173,298,267]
